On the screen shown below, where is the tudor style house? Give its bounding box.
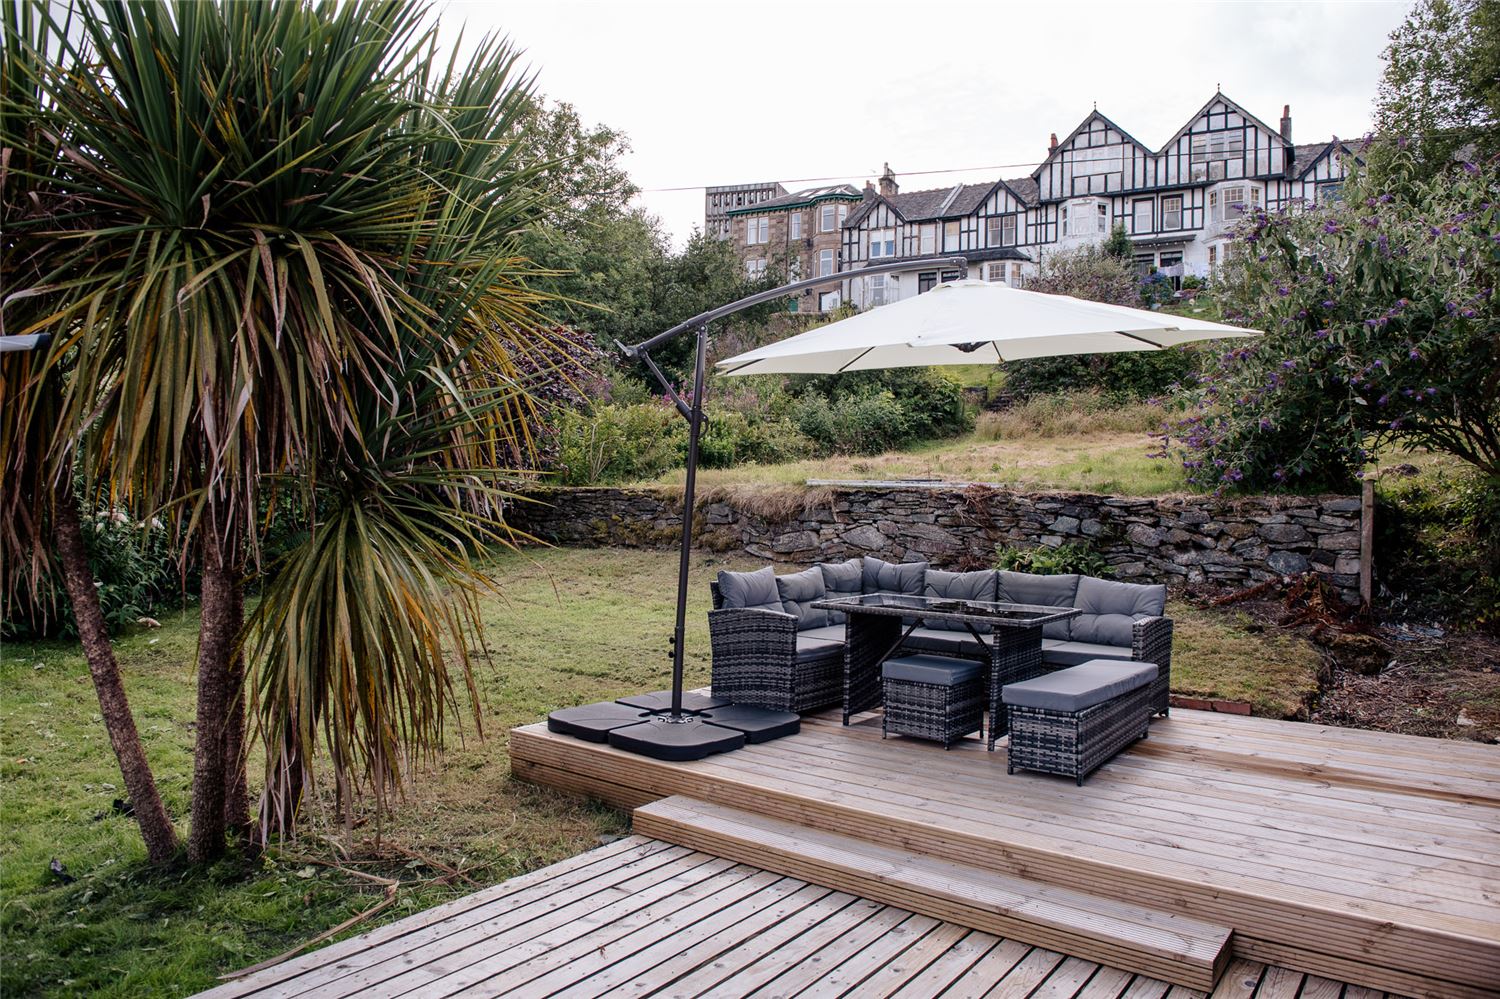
[708,93,1353,312]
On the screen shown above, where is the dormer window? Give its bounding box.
[868,228,896,259]
[1062,199,1108,237]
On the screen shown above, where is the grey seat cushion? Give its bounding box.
[1071,576,1167,647]
[718,565,782,613]
[795,635,844,661]
[923,569,998,632]
[1002,659,1158,712]
[777,566,828,630]
[819,558,863,625]
[862,557,927,596]
[996,570,1080,640]
[798,624,847,644]
[901,626,991,657]
[882,654,983,685]
[1041,640,1135,668]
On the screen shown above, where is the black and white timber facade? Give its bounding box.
[709,93,1354,312]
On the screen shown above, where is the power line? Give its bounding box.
[640,160,1045,194]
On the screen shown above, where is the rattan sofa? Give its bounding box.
[709,558,1173,717]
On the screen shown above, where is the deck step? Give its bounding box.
[634,795,1233,992]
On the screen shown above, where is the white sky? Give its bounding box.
[441,0,1413,248]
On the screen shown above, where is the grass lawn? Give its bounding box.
[0,546,1319,997]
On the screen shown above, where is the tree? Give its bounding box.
[11,0,569,858]
[1103,222,1134,261]
[1372,0,1500,176]
[1,1,180,864]
[1160,149,1500,493]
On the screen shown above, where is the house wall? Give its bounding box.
[511,483,1366,605]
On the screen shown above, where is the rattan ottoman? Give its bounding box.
[1002,659,1158,784]
[881,654,984,748]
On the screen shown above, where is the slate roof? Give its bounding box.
[724,183,861,215]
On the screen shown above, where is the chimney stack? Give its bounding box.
[1280,104,1293,143]
[1048,132,1059,154]
[878,162,898,198]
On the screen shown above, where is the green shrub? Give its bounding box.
[552,403,687,485]
[994,542,1112,578]
[1004,348,1199,403]
[699,411,813,468]
[785,367,971,455]
[975,390,1165,440]
[792,391,915,455]
[2,506,187,640]
[1375,467,1500,630]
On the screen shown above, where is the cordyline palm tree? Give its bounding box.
[8,0,571,861]
[1,1,180,864]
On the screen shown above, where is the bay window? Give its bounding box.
[818,249,835,277]
[820,205,836,232]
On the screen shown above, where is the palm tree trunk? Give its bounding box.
[222,580,251,840]
[51,481,179,865]
[188,523,237,863]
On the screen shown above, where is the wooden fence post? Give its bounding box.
[1359,479,1375,607]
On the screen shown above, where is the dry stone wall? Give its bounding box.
[513,482,1365,604]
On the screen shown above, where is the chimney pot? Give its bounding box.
[1280,105,1293,144]
[878,162,898,198]
[1048,132,1059,152]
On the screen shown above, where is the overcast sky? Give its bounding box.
[442,0,1414,248]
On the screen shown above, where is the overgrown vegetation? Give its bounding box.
[974,391,1164,440]
[994,542,1113,578]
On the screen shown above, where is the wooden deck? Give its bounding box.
[510,706,1500,999]
[199,834,1410,999]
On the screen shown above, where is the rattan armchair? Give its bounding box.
[708,581,844,714]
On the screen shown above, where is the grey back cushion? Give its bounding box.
[924,569,998,632]
[861,557,928,595]
[776,566,828,630]
[1071,576,1167,647]
[997,570,1081,640]
[819,558,863,625]
[716,565,782,614]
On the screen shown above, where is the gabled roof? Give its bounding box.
[1001,176,1039,207]
[725,183,861,216]
[1292,138,1358,179]
[845,181,1006,228]
[1031,109,1153,179]
[1157,91,1288,153]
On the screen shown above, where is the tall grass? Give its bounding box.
[975,391,1164,440]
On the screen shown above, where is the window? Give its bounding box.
[1190,130,1245,181]
[746,216,769,245]
[868,228,896,259]
[1097,203,1109,233]
[788,255,801,280]
[1161,196,1183,229]
[986,214,1018,247]
[790,212,802,239]
[1009,263,1023,287]
[940,269,962,283]
[943,221,960,251]
[1132,199,1153,234]
[867,275,889,307]
[818,249,835,277]
[918,272,937,294]
[818,290,842,312]
[745,258,766,278]
[986,262,1007,282]
[1132,252,1155,279]
[820,205,836,232]
[1209,184,1259,225]
[919,224,936,256]
[838,205,848,228]
[1063,200,1106,236]
[1316,181,1343,205]
[1208,245,1217,270]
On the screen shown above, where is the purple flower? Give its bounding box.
[1321,300,1336,309]
[1323,220,1340,234]
[1408,348,1421,360]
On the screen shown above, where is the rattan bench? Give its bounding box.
[1003,659,1157,784]
[882,654,984,748]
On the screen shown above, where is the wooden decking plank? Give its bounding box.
[1071,965,1138,999]
[195,837,671,999]
[737,907,928,998]
[938,938,1034,998]
[1118,978,1172,999]
[1296,975,1346,999]
[634,796,1229,989]
[508,872,801,999]
[784,914,951,998]
[841,920,972,999]
[705,726,1500,896]
[982,946,1068,999]
[886,930,1002,999]
[1208,960,1267,999]
[1255,965,1306,999]
[511,726,1500,988]
[413,864,777,999]
[291,852,738,999]
[1031,956,1107,999]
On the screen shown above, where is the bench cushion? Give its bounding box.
[717,566,781,613]
[862,557,927,596]
[883,654,983,686]
[923,569,998,632]
[777,566,828,630]
[901,626,991,657]
[819,558,863,624]
[1072,577,1166,647]
[798,624,847,644]
[996,570,1079,640]
[1003,659,1158,712]
[795,635,843,661]
[1041,640,1135,667]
